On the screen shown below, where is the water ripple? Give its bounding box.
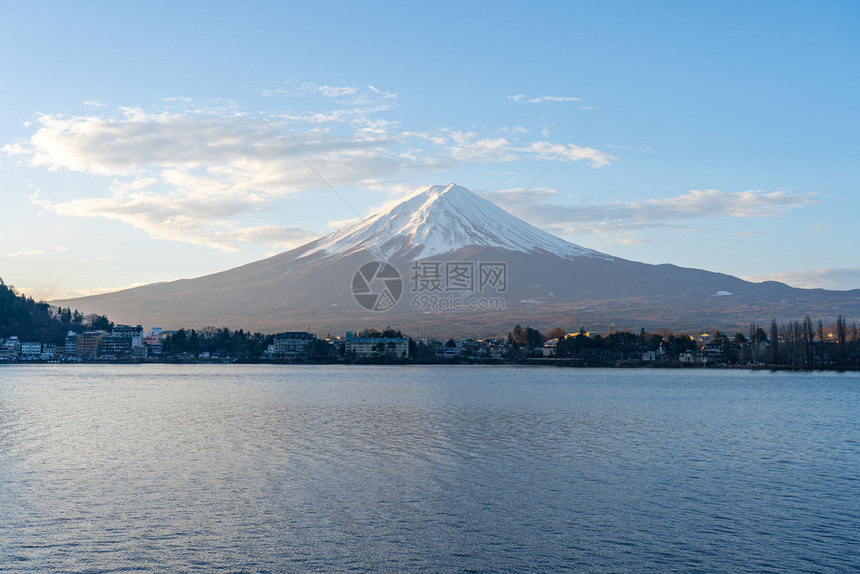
[1,365,858,572]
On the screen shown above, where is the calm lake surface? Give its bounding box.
[0,365,857,573]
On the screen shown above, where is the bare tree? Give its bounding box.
[803,316,814,367]
[836,315,847,366]
[770,319,780,365]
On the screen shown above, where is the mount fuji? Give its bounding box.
[53,183,860,336]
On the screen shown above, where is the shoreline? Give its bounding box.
[2,357,859,372]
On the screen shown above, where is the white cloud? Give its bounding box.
[743,268,860,291]
[366,85,397,99]
[83,100,107,107]
[33,189,314,252]
[263,82,395,103]
[434,129,614,167]
[631,188,818,219]
[9,249,46,257]
[520,141,614,167]
[314,84,358,98]
[528,96,581,103]
[509,94,581,104]
[2,142,28,156]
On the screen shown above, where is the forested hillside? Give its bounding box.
[0,278,112,344]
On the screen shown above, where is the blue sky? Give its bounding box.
[2,0,858,299]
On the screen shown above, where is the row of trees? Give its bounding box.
[162,328,273,357]
[507,324,699,361]
[162,328,339,359]
[769,315,859,367]
[507,316,860,366]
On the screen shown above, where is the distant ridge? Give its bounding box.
[52,184,860,336]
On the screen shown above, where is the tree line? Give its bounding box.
[506,317,860,367]
[506,324,697,360]
[162,328,272,357]
[768,315,859,367]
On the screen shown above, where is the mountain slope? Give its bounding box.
[52,183,860,335]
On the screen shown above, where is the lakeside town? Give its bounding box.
[2,318,859,369]
[3,276,858,368]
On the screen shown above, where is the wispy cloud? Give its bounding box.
[9,249,46,257]
[482,187,820,239]
[423,129,614,167]
[509,94,581,103]
[743,268,860,291]
[32,188,321,252]
[528,96,581,103]
[261,82,397,103]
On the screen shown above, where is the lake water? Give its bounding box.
[0,365,858,573]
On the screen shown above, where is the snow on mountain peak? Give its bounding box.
[305,183,611,261]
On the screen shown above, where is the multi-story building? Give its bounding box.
[65,331,78,356]
[143,335,162,355]
[271,332,316,358]
[98,336,133,357]
[112,325,144,348]
[76,331,106,358]
[344,332,409,358]
[20,341,42,357]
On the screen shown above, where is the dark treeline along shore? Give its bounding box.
[2,278,859,369]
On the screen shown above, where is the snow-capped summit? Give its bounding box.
[305,183,612,261]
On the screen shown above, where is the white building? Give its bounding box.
[20,341,42,356]
[271,332,316,358]
[345,332,408,358]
